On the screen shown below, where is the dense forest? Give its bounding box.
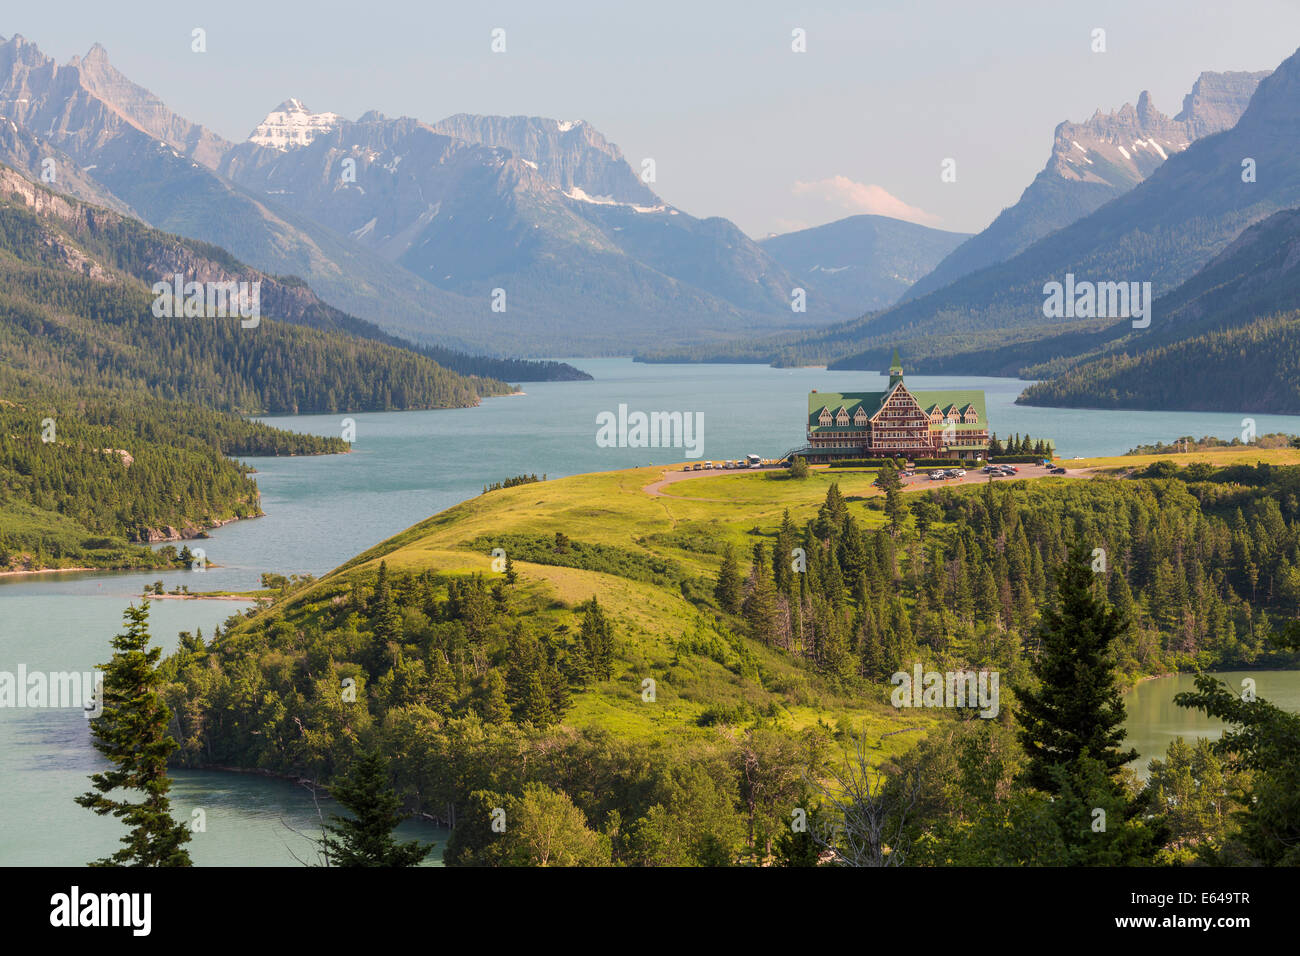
[0,266,508,416]
[1017,311,1300,413]
[159,463,1300,865]
[1127,433,1300,455]
[0,389,345,571]
[720,463,1300,685]
[0,190,518,414]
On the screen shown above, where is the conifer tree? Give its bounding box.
[580,597,615,680]
[714,544,744,613]
[817,483,848,538]
[77,603,193,867]
[370,561,403,645]
[477,670,513,723]
[875,463,905,535]
[319,749,433,867]
[1016,541,1137,794]
[742,545,781,646]
[773,510,797,597]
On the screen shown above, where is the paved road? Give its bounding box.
[643,462,1084,499]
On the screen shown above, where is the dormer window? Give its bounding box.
[835,407,850,426]
[818,407,832,426]
[853,407,868,426]
[963,407,978,424]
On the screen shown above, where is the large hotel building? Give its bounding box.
[803,351,990,462]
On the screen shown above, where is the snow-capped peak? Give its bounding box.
[248,100,341,150]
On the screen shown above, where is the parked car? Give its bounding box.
[1049,466,1067,474]
[929,471,946,481]
[901,469,916,477]
[953,469,966,477]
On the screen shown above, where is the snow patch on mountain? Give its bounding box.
[249,100,341,150]
[562,185,666,213]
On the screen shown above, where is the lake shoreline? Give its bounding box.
[0,565,99,578]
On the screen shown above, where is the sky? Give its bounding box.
[7,0,1300,238]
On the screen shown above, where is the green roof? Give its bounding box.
[808,385,988,433]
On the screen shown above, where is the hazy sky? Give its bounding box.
[8,1,1300,237]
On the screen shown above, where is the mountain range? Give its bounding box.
[901,71,1267,302]
[5,29,1300,413]
[0,34,967,355]
[712,46,1300,382]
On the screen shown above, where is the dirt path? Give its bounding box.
[643,465,784,500]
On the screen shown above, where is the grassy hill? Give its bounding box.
[206,466,925,747]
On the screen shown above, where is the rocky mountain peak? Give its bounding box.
[1136,90,1159,125]
[902,67,1266,302]
[1175,69,1274,137]
[428,113,658,206]
[248,99,341,150]
[1047,70,1264,191]
[72,42,111,68]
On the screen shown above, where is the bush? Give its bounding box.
[697,702,754,726]
[1140,460,1180,478]
[827,458,893,468]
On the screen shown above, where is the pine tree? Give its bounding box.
[477,670,512,724]
[1016,541,1137,794]
[580,597,615,680]
[773,510,797,597]
[715,545,744,613]
[522,673,554,726]
[817,483,848,538]
[77,603,193,867]
[742,545,781,646]
[319,750,433,867]
[370,561,403,645]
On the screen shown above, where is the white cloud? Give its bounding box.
[791,175,940,226]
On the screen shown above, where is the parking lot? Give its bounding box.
[894,461,1072,491]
